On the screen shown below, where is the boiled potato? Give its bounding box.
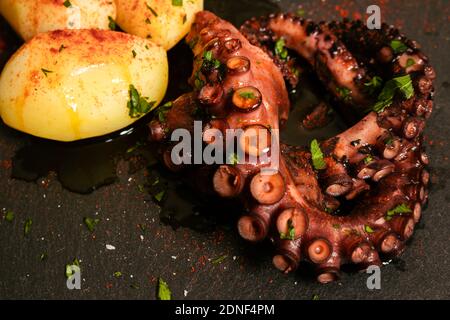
[115,0,203,50]
[0,29,168,141]
[0,0,117,41]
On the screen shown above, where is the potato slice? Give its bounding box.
[115,0,203,50]
[0,0,117,41]
[0,29,168,141]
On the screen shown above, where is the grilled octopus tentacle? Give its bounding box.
[150,11,433,283]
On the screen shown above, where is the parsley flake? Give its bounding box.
[24,218,32,236]
[372,75,414,113]
[63,0,72,8]
[386,203,411,221]
[5,210,14,222]
[127,84,156,118]
[83,217,100,232]
[310,139,326,170]
[41,68,53,77]
[390,40,407,54]
[172,0,183,6]
[364,225,374,233]
[157,277,171,300]
[280,218,295,240]
[275,38,288,60]
[108,16,117,30]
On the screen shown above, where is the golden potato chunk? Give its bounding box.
[0,29,168,141]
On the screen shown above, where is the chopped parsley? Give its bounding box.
[274,38,288,60]
[202,50,222,72]
[65,258,80,278]
[312,294,320,300]
[336,86,352,101]
[157,277,171,300]
[83,217,100,232]
[211,255,228,264]
[406,58,415,68]
[280,218,295,240]
[386,203,411,221]
[41,68,53,77]
[113,271,123,278]
[239,91,256,99]
[146,4,158,17]
[24,218,32,236]
[127,84,156,118]
[310,139,326,170]
[63,0,72,8]
[364,225,374,233]
[155,101,173,122]
[5,210,14,222]
[228,153,239,165]
[154,190,165,202]
[364,76,383,95]
[145,18,151,24]
[59,44,66,52]
[108,16,117,30]
[132,50,137,58]
[364,155,374,164]
[40,253,47,261]
[372,74,414,113]
[390,40,407,54]
[172,0,183,6]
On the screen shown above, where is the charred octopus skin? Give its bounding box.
[149,11,434,283]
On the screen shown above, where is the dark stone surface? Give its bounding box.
[0,0,449,300]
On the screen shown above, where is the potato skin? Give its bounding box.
[115,0,203,50]
[0,0,117,41]
[0,29,168,142]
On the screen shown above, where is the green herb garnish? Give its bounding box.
[65,258,80,278]
[201,50,222,75]
[364,155,374,164]
[113,271,122,278]
[406,58,415,68]
[390,40,407,54]
[172,0,183,6]
[155,101,173,122]
[228,153,239,165]
[5,210,14,222]
[59,44,66,52]
[296,8,306,16]
[146,4,158,17]
[364,225,374,233]
[41,68,53,77]
[364,76,383,95]
[63,0,72,8]
[154,190,165,202]
[127,84,156,118]
[275,38,288,60]
[157,278,171,300]
[280,218,295,240]
[336,86,352,101]
[310,139,326,170]
[108,16,117,30]
[239,91,256,99]
[24,218,32,236]
[386,203,411,221]
[312,294,320,300]
[83,217,100,232]
[40,253,47,261]
[372,74,414,113]
[212,255,228,264]
[132,50,137,58]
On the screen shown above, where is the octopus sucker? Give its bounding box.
[149,11,434,283]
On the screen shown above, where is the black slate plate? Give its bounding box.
[0,0,449,300]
